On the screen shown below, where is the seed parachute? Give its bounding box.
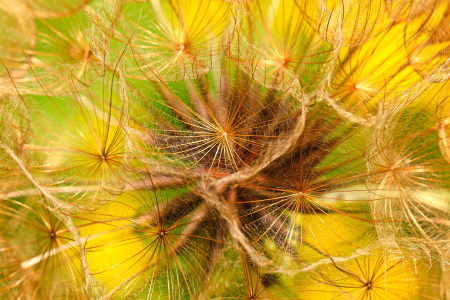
[0,0,449,299]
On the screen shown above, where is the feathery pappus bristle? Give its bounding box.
[0,0,449,299]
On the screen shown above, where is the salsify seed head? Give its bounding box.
[0,0,449,299]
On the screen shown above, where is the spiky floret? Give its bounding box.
[0,1,110,97]
[366,92,450,264]
[1,69,130,209]
[128,56,300,181]
[308,251,443,299]
[75,175,221,299]
[232,0,334,91]
[114,0,234,81]
[329,22,421,120]
[31,12,100,83]
[0,194,84,299]
[238,104,375,265]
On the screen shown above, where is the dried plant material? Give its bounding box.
[367,95,450,264]
[0,3,35,82]
[20,0,92,19]
[0,195,85,299]
[437,88,450,163]
[232,0,333,91]
[299,0,395,47]
[76,178,220,299]
[238,105,375,266]
[0,0,449,299]
[0,95,32,194]
[115,0,233,81]
[404,0,450,83]
[329,22,424,120]
[209,253,294,299]
[7,72,130,210]
[128,57,300,181]
[302,251,445,299]
[32,13,101,81]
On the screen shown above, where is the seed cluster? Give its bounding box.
[0,0,449,299]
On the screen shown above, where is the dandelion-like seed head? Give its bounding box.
[0,0,449,299]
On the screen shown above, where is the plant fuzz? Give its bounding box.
[0,0,449,299]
